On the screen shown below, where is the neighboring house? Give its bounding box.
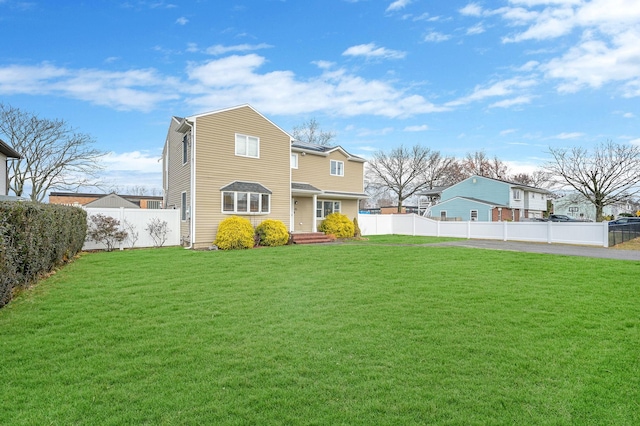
[162,104,367,249]
[552,193,639,221]
[428,175,549,221]
[0,138,21,197]
[49,192,163,208]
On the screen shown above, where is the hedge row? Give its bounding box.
[0,202,87,308]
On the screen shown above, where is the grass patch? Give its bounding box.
[348,234,461,245]
[1,245,639,424]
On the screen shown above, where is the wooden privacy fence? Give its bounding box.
[357,214,610,247]
[83,207,181,250]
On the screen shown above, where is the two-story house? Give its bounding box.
[0,139,21,198]
[162,104,367,249]
[428,175,548,221]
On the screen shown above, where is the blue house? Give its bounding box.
[428,175,549,221]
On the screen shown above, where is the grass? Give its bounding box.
[1,241,639,424]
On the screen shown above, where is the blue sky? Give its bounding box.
[1,0,639,194]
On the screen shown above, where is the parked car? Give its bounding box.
[609,217,640,226]
[548,214,580,222]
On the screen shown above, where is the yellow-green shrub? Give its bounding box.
[318,212,355,238]
[256,219,289,247]
[214,216,255,250]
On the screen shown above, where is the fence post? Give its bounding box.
[602,221,609,248]
[547,220,553,244]
[467,220,471,239]
[503,220,508,241]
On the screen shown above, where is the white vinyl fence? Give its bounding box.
[358,214,610,247]
[83,207,181,250]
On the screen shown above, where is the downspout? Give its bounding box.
[184,119,195,249]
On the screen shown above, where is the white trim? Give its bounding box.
[235,133,260,158]
[330,159,344,177]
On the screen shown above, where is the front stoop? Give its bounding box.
[291,232,333,244]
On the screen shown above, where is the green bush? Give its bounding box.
[318,213,355,238]
[0,201,86,309]
[256,219,289,247]
[215,216,255,250]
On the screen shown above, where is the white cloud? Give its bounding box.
[500,129,518,135]
[404,125,429,132]
[342,43,406,60]
[623,112,635,118]
[386,0,411,12]
[0,63,180,111]
[466,23,486,35]
[185,54,448,118]
[424,31,451,42]
[101,150,162,173]
[446,78,537,107]
[489,95,532,108]
[554,132,584,139]
[630,138,640,145]
[204,43,272,55]
[176,16,188,25]
[460,3,483,17]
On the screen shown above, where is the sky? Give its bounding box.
[1,0,639,195]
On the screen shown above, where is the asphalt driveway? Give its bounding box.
[430,239,640,261]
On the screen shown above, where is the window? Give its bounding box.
[316,200,341,218]
[222,191,270,214]
[182,133,189,164]
[470,210,478,221]
[181,192,187,221]
[330,160,344,176]
[291,153,298,169]
[512,189,521,200]
[235,134,259,158]
[440,211,447,221]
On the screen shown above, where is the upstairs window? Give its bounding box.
[330,160,344,176]
[235,134,259,158]
[291,153,298,169]
[182,133,189,164]
[512,189,521,200]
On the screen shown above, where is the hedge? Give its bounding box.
[0,201,87,308]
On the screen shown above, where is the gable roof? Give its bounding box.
[445,175,550,195]
[183,104,292,138]
[435,196,509,208]
[291,140,366,163]
[84,193,141,208]
[0,139,21,159]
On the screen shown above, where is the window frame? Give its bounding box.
[181,191,187,221]
[512,189,522,201]
[470,209,478,221]
[222,191,270,214]
[316,200,341,219]
[291,153,298,169]
[330,160,344,177]
[235,133,260,159]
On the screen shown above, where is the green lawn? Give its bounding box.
[1,240,639,424]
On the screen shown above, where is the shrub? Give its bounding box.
[86,214,128,252]
[256,219,289,247]
[0,202,86,308]
[353,216,362,238]
[215,216,255,250]
[318,213,355,238]
[146,217,169,248]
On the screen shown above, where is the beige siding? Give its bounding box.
[192,106,291,248]
[163,118,191,244]
[292,197,315,232]
[292,150,364,194]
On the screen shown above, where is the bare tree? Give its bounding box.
[461,151,509,180]
[0,103,106,202]
[367,145,446,212]
[545,140,640,221]
[292,118,336,146]
[510,170,552,188]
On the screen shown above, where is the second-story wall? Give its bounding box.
[292,149,364,193]
[163,117,192,242]
[441,176,510,205]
